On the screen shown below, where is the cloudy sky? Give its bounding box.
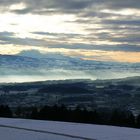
[0,0,140,63]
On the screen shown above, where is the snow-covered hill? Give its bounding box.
[0,118,140,140]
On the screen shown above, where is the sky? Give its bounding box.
[0,0,140,63]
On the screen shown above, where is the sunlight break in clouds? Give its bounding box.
[9,2,27,11]
[0,0,140,63]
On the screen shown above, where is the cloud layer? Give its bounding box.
[0,0,140,63]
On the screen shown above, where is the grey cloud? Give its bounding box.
[0,31,14,36]
[79,12,114,19]
[11,8,32,14]
[104,19,140,26]
[106,0,140,9]
[111,36,140,43]
[0,0,140,15]
[1,30,140,52]
[49,44,140,52]
[0,0,94,14]
[0,32,47,46]
[32,32,81,38]
[0,1,140,54]
[0,0,20,6]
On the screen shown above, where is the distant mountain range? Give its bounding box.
[0,53,140,82]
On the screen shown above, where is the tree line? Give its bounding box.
[0,105,140,128]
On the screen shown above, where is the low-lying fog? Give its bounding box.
[0,69,139,83]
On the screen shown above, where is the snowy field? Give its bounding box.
[0,118,140,140]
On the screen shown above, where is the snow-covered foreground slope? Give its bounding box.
[0,118,140,140]
[0,127,78,140]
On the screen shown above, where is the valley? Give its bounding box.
[0,76,140,115]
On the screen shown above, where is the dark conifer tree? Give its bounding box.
[136,114,140,128]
